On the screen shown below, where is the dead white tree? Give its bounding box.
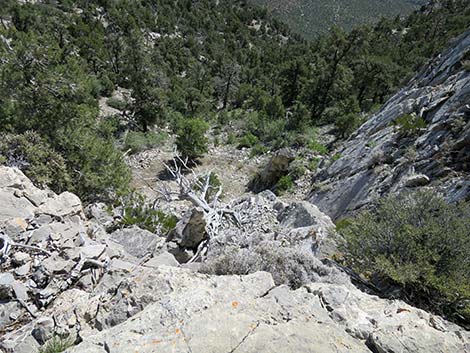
[160,155,241,262]
[0,233,52,262]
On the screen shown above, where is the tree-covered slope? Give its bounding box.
[0,0,468,203]
[250,0,428,39]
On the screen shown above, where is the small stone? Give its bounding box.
[278,201,334,230]
[37,191,82,218]
[7,334,40,353]
[34,214,53,226]
[0,273,15,299]
[80,244,106,259]
[9,310,20,321]
[50,233,62,241]
[42,257,73,274]
[27,279,37,289]
[11,281,29,302]
[85,203,114,226]
[273,201,288,212]
[23,189,48,207]
[145,252,179,268]
[429,316,447,332]
[109,259,136,273]
[32,317,55,344]
[11,252,31,266]
[258,190,277,202]
[110,226,162,259]
[1,218,28,239]
[29,224,51,244]
[0,302,20,328]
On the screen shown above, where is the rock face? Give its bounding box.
[309,31,470,219]
[0,168,469,353]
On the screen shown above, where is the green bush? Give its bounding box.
[287,102,309,130]
[308,140,328,155]
[60,126,131,203]
[394,113,426,136]
[335,113,363,138]
[250,143,269,157]
[265,95,285,119]
[0,131,71,193]
[275,175,294,195]
[39,336,73,353]
[238,132,258,148]
[331,153,342,162]
[106,97,127,111]
[175,117,209,161]
[118,192,177,234]
[307,157,321,172]
[288,159,307,180]
[99,75,115,97]
[123,131,168,154]
[227,132,237,145]
[339,191,470,325]
[259,118,286,145]
[334,217,353,232]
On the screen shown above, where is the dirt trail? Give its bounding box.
[127,140,271,216]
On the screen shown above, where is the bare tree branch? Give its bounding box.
[162,154,240,242]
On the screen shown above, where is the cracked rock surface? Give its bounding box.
[66,266,470,353]
[309,30,470,220]
[0,167,468,353]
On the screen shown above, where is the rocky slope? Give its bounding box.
[0,167,469,352]
[310,30,470,220]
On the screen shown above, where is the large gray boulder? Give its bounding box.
[110,226,164,259]
[0,166,83,223]
[309,31,470,219]
[249,148,295,192]
[168,207,206,250]
[278,201,334,230]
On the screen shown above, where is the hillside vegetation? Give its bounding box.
[0,0,469,203]
[0,1,470,347]
[251,0,428,39]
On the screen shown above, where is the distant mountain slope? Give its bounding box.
[250,0,428,39]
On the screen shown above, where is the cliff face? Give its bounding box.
[309,31,470,220]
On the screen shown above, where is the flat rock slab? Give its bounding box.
[64,267,469,353]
